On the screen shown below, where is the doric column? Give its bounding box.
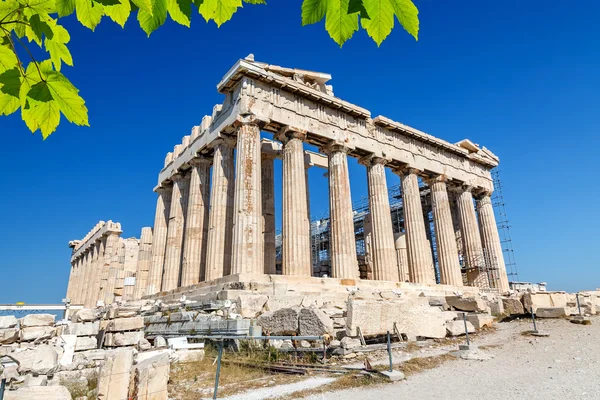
[231,116,264,275]
[397,167,435,284]
[453,185,488,287]
[205,138,235,280]
[78,249,92,305]
[147,186,172,295]
[278,127,311,277]
[181,158,212,286]
[261,152,277,274]
[162,172,191,292]
[89,239,105,307]
[394,233,409,281]
[362,155,398,281]
[71,257,82,304]
[476,193,509,292]
[428,176,463,286]
[305,165,313,274]
[134,227,153,299]
[84,241,101,307]
[66,262,75,303]
[324,143,358,279]
[102,232,121,305]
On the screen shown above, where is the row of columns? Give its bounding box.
[142,117,509,297]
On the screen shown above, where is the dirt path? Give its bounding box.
[299,317,600,400]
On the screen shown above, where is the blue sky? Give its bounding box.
[1,0,598,303]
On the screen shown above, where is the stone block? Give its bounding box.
[58,335,76,366]
[446,320,475,336]
[75,308,99,322]
[257,308,300,335]
[236,294,268,318]
[347,297,446,339]
[536,307,568,318]
[379,370,405,381]
[97,348,134,400]
[340,337,361,350]
[0,328,19,344]
[4,386,71,400]
[442,311,458,322]
[502,298,525,315]
[446,296,487,312]
[75,336,98,351]
[0,316,18,329]
[63,321,100,337]
[298,308,334,336]
[20,326,56,342]
[466,314,495,329]
[105,331,145,347]
[20,314,55,327]
[12,345,59,375]
[23,374,48,387]
[264,295,305,311]
[487,298,505,316]
[106,316,144,332]
[175,349,205,363]
[132,351,170,400]
[522,292,567,313]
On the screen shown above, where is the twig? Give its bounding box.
[0,27,24,75]
[5,28,44,82]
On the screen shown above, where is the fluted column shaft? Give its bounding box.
[85,242,102,307]
[147,186,172,295]
[429,178,463,286]
[261,154,277,274]
[90,240,105,306]
[66,263,75,302]
[102,232,120,305]
[476,194,509,292]
[394,233,409,281]
[78,250,92,305]
[231,117,264,275]
[279,128,311,276]
[398,168,435,284]
[326,144,358,279]
[455,186,488,287]
[134,227,153,299]
[364,157,398,281]
[162,173,191,292]
[205,139,235,280]
[181,158,212,286]
[72,258,82,304]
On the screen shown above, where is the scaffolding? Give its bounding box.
[491,168,519,282]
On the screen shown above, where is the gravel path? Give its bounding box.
[299,317,600,400]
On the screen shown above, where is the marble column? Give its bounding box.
[394,232,409,281]
[261,153,277,275]
[102,232,120,305]
[454,185,488,287]
[147,186,172,295]
[85,241,101,307]
[278,127,311,276]
[476,193,510,292]
[78,249,92,305]
[231,116,264,275]
[397,168,435,284]
[429,176,463,286]
[162,172,191,292]
[134,227,153,299]
[363,156,398,281]
[325,143,358,279]
[72,258,82,304]
[181,158,212,287]
[205,138,235,280]
[66,262,75,303]
[90,239,105,306]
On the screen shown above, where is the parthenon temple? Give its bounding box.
[66,55,509,307]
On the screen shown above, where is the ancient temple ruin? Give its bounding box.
[66,56,509,307]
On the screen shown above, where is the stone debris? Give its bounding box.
[298,307,334,336]
[446,320,476,336]
[535,307,568,318]
[502,298,525,315]
[446,296,488,313]
[466,313,495,329]
[4,385,72,400]
[0,316,18,329]
[20,314,55,328]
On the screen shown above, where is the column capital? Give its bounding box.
[393,165,421,177]
[447,183,474,194]
[275,125,307,143]
[170,172,186,182]
[424,174,449,186]
[210,136,236,149]
[261,151,279,161]
[473,188,493,200]
[189,156,212,168]
[321,140,354,155]
[233,113,260,128]
[358,153,391,167]
[155,184,173,195]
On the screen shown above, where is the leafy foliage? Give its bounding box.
[0,0,419,139]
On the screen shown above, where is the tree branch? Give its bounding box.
[2,27,44,82]
[0,27,24,76]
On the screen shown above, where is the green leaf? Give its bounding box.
[137,0,167,36]
[197,0,215,21]
[45,40,73,71]
[19,0,55,14]
[130,0,151,13]
[348,0,369,19]
[46,70,89,126]
[301,0,327,25]
[0,68,21,116]
[0,45,19,74]
[27,14,54,46]
[242,0,265,3]
[22,80,61,138]
[325,0,358,46]
[199,0,241,26]
[75,0,104,31]
[360,0,394,46]
[167,0,191,27]
[19,60,52,108]
[95,0,121,5]
[0,0,21,21]
[104,0,131,27]
[390,0,418,40]
[55,0,76,16]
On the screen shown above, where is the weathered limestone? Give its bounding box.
[147,186,173,295]
[428,177,463,286]
[162,173,191,292]
[205,138,235,280]
[446,319,475,336]
[258,308,300,335]
[398,168,435,284]
[21,313,55,327]
[394,233,409,282]
[97,348,134,400]
[502,298,525,315]
[536,307,568,318]
[181,157,211,286]
[454,185,488,287]
[134,227,153,300]
[325,143,358,279]
[476,193,509,292]
[279,127,311,276]
[0,316,17,329]
[261,153,277,274]
[231,116,264,275]
[4,386,72,400]
[13,345,59,375]
[446,296,488,312]
[299,307,334,336]
[132,351,170,400]
[102,232,121,305]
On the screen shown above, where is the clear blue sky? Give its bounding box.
[1,0,598,303]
